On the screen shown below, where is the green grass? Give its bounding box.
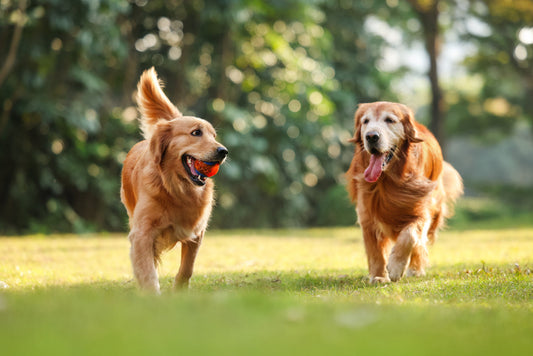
[1,227,532,355]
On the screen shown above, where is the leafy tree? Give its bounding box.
[445,0,533,140]
[0,0,133,232]
[1,0,468,233]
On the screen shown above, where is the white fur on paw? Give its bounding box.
[139,280,161,295]
[387,260,407,282]
[407,268,426,277]
[369,276,391,284]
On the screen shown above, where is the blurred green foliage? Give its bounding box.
[445,0,533,139]
[0,0,532,233]
[0,0,136,233]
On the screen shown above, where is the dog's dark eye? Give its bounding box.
[385,117,395,124]
[191,129,203,137]
[362,118,369,125]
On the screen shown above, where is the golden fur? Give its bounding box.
[121,68,228,293]
[345,102,463,283]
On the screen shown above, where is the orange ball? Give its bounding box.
[194,160,220,177]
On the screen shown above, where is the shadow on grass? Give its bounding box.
[2,269,376,298]
[177,265,533,305]
[180,270,372,293]
[4,262,532,308]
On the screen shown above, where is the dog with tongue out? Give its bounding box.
[363,146,395,183]
[346,102,463,284]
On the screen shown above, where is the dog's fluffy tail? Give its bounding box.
[442,161,464,218]
[137,67,182,140]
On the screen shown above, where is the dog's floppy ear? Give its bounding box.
[348,103,368,144]
[137,67,182,140]
[149,121,173,166]
[400,104,423,143]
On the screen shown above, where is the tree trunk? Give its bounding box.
[0,0,27,89]
[408,0,445,148]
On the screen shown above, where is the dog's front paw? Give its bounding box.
[387,260,408,282]
[139,280,161,295]
[406,268,426,278]
[369,276,391,284]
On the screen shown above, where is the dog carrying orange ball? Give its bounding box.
[194,160,220,178]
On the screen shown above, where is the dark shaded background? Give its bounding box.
[1,0,532,234]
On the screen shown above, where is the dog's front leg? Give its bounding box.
[174,231,204,289]
[129,229,160,294]
[387,225,417,281]
[362,226,391,284]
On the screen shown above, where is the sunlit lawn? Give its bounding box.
[1,227,532,355]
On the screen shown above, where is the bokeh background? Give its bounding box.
[1,0,532,234]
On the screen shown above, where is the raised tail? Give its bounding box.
[136,67,182,140]
[441,161,464,218]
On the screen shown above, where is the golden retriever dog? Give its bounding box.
[345,102,463,283]
[121,68,228,293]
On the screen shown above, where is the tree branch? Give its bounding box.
[0,0,28,89]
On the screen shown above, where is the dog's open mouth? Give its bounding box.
[364,147,395,183]
[182,155,221,186]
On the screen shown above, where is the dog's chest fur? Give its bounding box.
[357,173,435,235]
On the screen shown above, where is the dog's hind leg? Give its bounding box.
[174,231,204,289]
[407,244,428,277]
[129,229,160,294]
[407,213,431,277]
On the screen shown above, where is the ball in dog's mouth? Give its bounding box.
[182,155,221,186]
[194,159,220,177]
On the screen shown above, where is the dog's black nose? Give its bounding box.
[217,146,228,159]
[366,131,380,144]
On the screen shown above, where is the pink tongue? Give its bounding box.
[364,154,384,183]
